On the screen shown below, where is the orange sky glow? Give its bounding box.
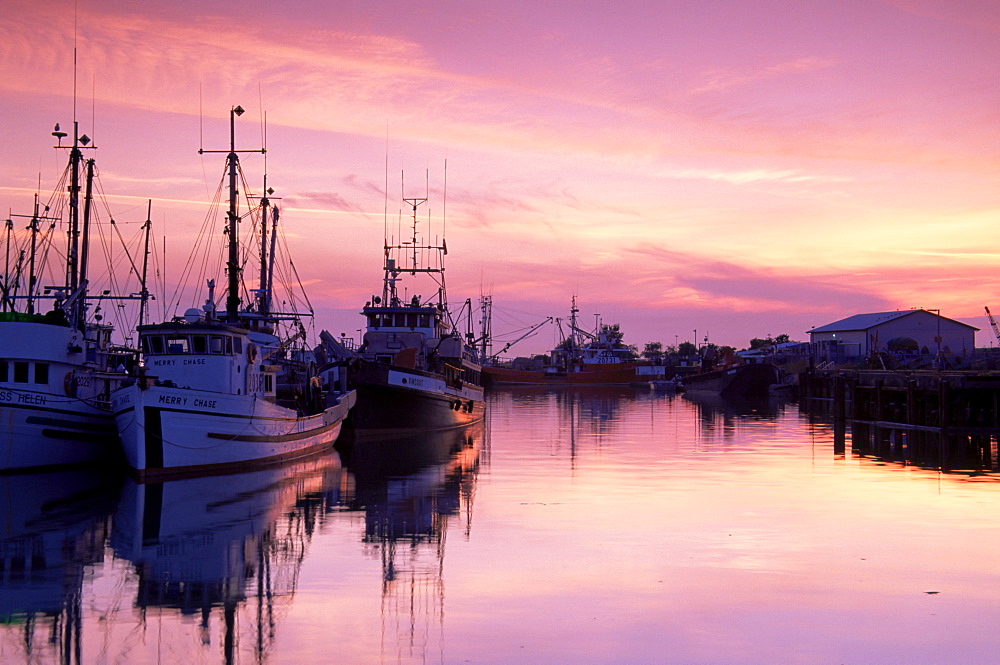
[1,0,998,355]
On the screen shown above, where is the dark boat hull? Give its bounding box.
[483,362,659,386]
[681,363,781,397]
[350,362,485,433]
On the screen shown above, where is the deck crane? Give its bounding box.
[491,317,553,360]
[986,306,1000,346]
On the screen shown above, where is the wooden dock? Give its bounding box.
[800,369,1000,471]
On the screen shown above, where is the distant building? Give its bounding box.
[808,310,977,360]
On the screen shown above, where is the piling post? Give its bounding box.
[833,374,846,455]
[834,374,846,420]
[906,380,917,426]
[875,379,884,422]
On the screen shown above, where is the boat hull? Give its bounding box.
[483,362,655,386]
[0,320,121,469]
[681,363,781,397]
[112,384,355,479]
[0,399,118,469]
[350,362,485,433]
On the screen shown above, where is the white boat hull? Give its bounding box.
[112,384,356,478]
[0,320,121,469]
[0,396,117,469]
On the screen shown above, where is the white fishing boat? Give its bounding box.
[0,121,144,468]
[111,106,355,478]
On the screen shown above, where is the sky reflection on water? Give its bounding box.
[0,388,998,665]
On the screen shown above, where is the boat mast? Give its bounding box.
[259,186,269,315]
[266,205,278,316]
[138,200,152,327]
[258,183,278,318]
[51,121,93,323]
[198,105,265,324]
[225,107,242,323]
[1,216,11,312]
[78,156,96,315]
[569,296,579,357]
[18,194,57,315]
[479,294,492,359]
[65,122,81,301]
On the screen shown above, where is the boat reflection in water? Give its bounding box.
[110,450,346,665]
[343,422,485,663]
[0,468,121,664]
[683,391,791,440]
[493,385,635,434]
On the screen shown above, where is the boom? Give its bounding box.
[986,306,1000,345]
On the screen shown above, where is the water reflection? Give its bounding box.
[801,398,1000,474]
[851,422,999,474]
[1,395,998,665]
[683,392,791,443]
[342,423,485,664]
[0,468,121,665]
[110,452,346,665]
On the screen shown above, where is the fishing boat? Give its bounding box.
[680,362,781,397]
[483,298,666,386]
[349,183,485,432]
[0,121,144,468]
[111,106,355,478]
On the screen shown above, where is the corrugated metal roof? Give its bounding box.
[810,310,978,334]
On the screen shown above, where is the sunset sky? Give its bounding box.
[1,0,997,355]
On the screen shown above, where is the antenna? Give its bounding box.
[383,127,389,245]
[72,38,77,124]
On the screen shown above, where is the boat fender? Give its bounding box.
[64,372,76,397]
[247,343,257,363]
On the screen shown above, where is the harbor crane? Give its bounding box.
[492,316,553,359]
[986,306,1000,346]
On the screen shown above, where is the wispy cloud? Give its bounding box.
[689,56,839,96]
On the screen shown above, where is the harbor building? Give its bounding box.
[808,309,977,362]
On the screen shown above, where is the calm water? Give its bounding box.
[1,387,998,665]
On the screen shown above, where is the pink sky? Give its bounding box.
[1,0,998,355]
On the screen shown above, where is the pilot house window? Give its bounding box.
[191,335,207,353]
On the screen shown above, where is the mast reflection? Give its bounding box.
[110,451,346,664]
[0,468,121,665]
[683,392,790,442]
[343,423,485,663]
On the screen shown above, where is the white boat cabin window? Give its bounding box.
[146,336,164,354]
[368,312,434,329]
[0,362,48,384]
[13,362,29,383]
[192,335,208,354]
[143,333,238,355]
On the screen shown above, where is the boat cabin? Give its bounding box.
[360,303,446,364]
[138,321,277,400]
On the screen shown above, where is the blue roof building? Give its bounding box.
[808,309,977,359]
